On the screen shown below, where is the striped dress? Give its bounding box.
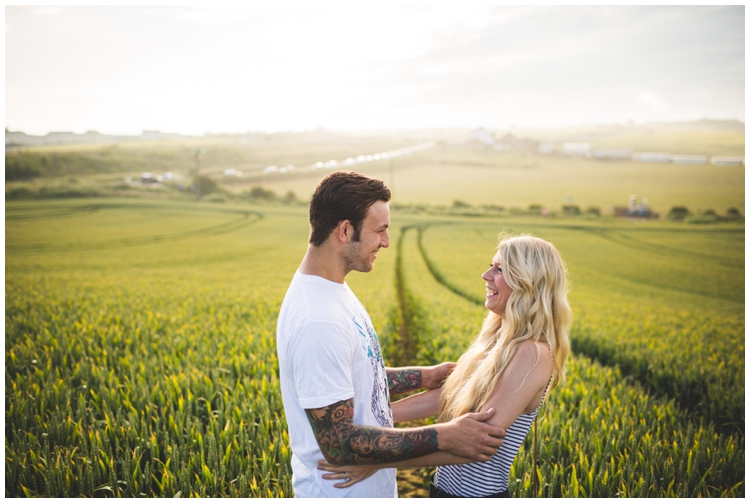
[433,381,550,498]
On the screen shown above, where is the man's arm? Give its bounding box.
[386,362,456,395]
[386,368,422,395]
[305,397,504,466]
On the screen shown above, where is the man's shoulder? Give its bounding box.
[280,293,350,334]
[283,274,358,320]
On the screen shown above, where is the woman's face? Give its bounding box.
[482,252,513,317]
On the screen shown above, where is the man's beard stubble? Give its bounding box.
[341,239,373,273]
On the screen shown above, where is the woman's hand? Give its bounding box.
[317,460,380,488]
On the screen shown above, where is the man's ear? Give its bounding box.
[335,220,353,244]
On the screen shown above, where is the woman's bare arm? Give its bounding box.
[391,388,442,423]
[480,340,553,430]
[319,340,553,488]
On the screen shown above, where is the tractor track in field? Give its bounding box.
[7,203,263,251]
[391,222,461,365]
[391,225,437,498]
[5,203,105,220]
[391,225,419,368]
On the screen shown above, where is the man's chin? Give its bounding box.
[354,262,375,273]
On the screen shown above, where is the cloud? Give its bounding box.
[364,6,742,126]
[637,92,667,111]
[6,6,62,15]
[5,5,744,133]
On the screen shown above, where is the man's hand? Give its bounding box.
[435,408,506,462]
[318,460,380,488]
[422,362,457,390]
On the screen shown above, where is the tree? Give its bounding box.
[667,206,690,221]
[562,204,580,216]
[193,175,220,197]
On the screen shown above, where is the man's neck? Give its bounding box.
[299,244,348,284]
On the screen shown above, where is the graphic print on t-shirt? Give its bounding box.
[353,316,393,427]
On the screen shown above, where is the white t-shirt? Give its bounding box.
[277,271,397,498]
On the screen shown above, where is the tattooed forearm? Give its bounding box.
[305,398,439,465]
[386,368,422,395]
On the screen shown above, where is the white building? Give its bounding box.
[593,149,632,160]
[710,156,744,166]
[538,142,555,154]
[469,128,496,146]
[632,152,672,163]
[140,172,162,183]
[562,143,591,156]
[671,155,707,165]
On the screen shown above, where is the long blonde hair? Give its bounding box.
[438,234,572,422]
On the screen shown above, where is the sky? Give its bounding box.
[5,5,745,136]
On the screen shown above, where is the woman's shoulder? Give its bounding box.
[511,339,553,377]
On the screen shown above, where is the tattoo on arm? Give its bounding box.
[305,398,439,465]
[386,368,422,395]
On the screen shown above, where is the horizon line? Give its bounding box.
[6,117,746,138]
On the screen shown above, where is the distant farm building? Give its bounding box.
[632,152,672,163]
[494,133,538,152]
[710,156,744,166]
[469,128,496,146]
[593,148,632,160]
[561,143,591,156]
[671,155,707,165]
[613,194,655,219]
[140,172,162,184]
[538,142,555,154]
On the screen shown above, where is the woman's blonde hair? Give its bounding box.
[438,234,572,422]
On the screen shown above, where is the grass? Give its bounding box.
[416,219,744,432]
[4,126,745,497]
[4,200,405,497]
[393,223,744,497]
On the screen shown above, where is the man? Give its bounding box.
[277,171,505,497]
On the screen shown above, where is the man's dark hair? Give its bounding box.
[309,171,391,247]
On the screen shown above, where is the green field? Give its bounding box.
[5,196,744,497]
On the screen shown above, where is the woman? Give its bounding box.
[318,235,572,497]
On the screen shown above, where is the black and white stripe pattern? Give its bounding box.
[434,382,550,498]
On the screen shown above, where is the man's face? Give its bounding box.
[341,200,390,273]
